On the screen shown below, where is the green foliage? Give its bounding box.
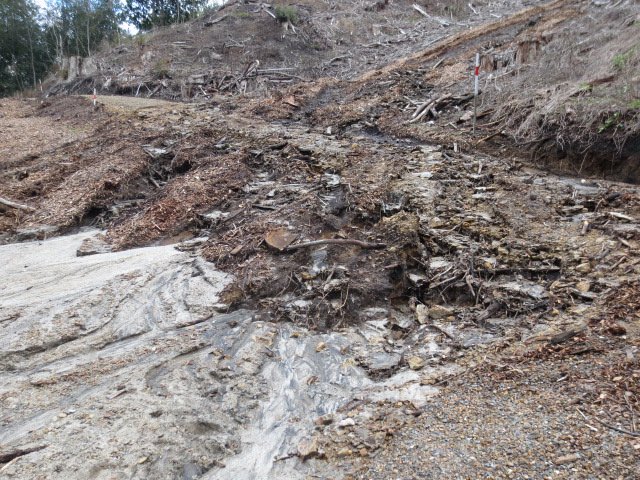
[0,0,52,96]
[613,53,627,69]
[232,11,251,19]
[629,99,640,109]
[612,47,636,69]
[151,58,170,78]
[578,82,592,92]
[274,5,298,24]
[123,0,207,31]
[598,111,621,133]
[133,32,150,47]
[44,0,121,58]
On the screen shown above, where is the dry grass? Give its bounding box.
[475,3,640,178]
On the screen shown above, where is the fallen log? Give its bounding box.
[408,94,452,123]
[204,14,228,27]
[0,445,47,464]
[0,196,36,212]
[284,239,387,251]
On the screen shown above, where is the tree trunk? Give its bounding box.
[26,24,36,87]
[86,0,91,57]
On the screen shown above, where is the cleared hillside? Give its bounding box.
[1,1,639,479]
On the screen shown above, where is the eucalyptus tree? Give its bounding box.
[45,0,120,58]
[122,0,207,30]
[0,0,51,95]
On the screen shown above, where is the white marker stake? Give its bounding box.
[92,88,97,107]
[473,53,479,134]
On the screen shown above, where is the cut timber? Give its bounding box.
[412,3,430,17]
[265,228,298,251]
[204,14,228,27]
[284,239,387,251]
[0,196,36,212]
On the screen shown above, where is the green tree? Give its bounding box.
[45,0,120,58]
[0,0,51,96]
[123,0,206,30]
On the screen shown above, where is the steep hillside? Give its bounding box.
[47,0,542,98]
[46,0,640,183]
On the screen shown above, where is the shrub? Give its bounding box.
[612,47,636,70]
[598,111,621,133]
[134,33,150,48]
[275,5,298,24]
[151,59,171,79]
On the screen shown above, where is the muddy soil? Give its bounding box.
[1,1,640,478]
[0,231,455,479]
[2,90,638,478]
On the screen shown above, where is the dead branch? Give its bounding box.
[204,14,228,27]
[412,4,449,25]
[432,58,445,69]
[0,445,47,464]
[256,68,297,73]
[477,130,505,143]
[0,196,36,212]
[548,324,586,345]
[365,0,389,11]
[323,55,352,68]
[411,99,433,120]
[147,84,162,98]
[252,3,276,18]
[412,3,429,18]
[284,239,387,251]
[217,0,238,10]
[408,94,452,123]
[211,59,308,93]
[577,409,640,437]
[428,322,458,342]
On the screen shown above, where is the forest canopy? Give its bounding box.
[0,0,211,96]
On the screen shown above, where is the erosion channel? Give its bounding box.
[0,231,447,479]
